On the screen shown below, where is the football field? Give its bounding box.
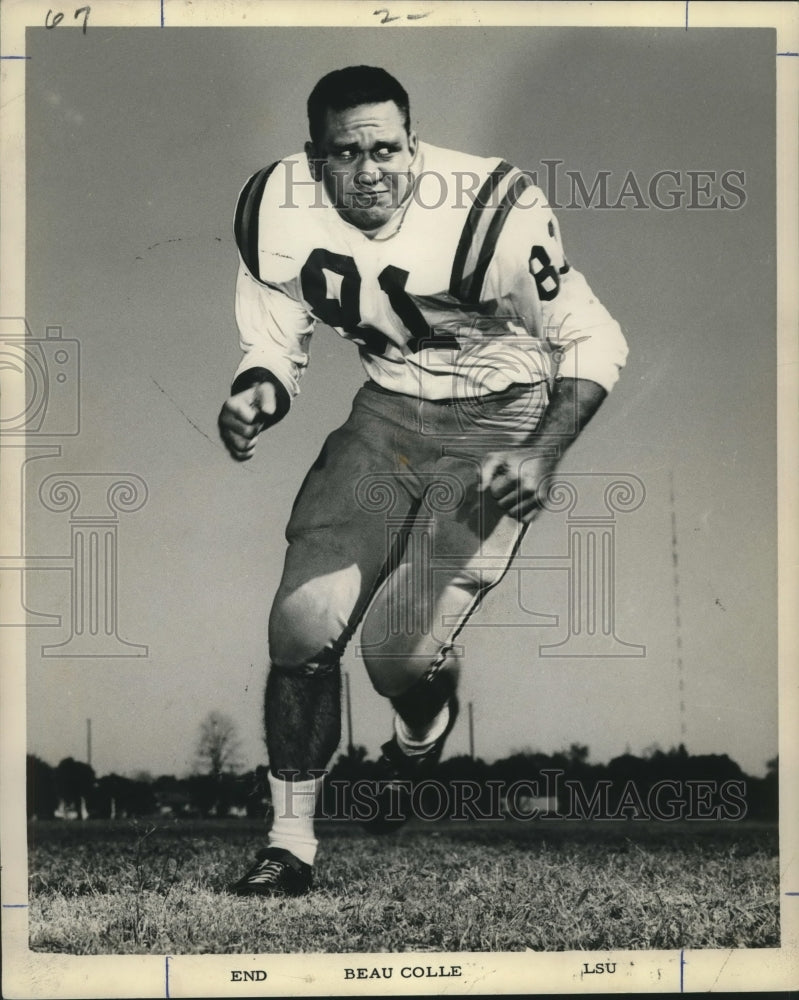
[27,817,778,954]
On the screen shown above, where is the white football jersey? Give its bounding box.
[232,142,628,402]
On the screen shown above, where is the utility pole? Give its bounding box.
[344,671,355,755]
[86,718,92,768]
[468,701,474,759]
[669,472,687,743]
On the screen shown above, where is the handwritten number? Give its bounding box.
[373,8,430,23]
[46,6,90,32]
[75,6,90,33]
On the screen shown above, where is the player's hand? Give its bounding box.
[478,450,559,523]
[218,382,277,461]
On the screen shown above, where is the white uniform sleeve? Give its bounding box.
[233,262,315,398]
[489,192,629,393]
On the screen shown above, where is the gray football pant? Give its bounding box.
[268,379,547,696]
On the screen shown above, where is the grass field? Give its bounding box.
[27,817,778,954]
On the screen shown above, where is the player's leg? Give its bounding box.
[264,529,366,787]
[358,385,547,830]
[264,663,341,782]
[247,658,341,894]
[361,387,542,697]
[361,468,522,736]
[265,409,419,775]
[230,387,418,893]
[255,518,408,881]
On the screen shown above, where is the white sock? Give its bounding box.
[267,773,324,866]
[395,702,450,756]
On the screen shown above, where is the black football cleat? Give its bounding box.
[362,696,459,835]
[227,846,313,897]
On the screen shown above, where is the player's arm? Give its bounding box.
[480,376,606,521]
[480,194,626,519]
[219,263,314,461]
[508,195,628,392]
[218,372,289,462]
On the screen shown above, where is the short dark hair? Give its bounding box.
[307,66,411,147]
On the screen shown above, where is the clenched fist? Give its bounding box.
[218,382,278,461]
[479,450,559,523]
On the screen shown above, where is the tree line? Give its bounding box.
[26,712,778,822]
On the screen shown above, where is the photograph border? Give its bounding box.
[1,1,797,996]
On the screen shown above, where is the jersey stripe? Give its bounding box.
[234,162,279,282]
[449,160,513,300]
[466,171,535,303]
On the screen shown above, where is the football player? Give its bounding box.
[220,66,628,896]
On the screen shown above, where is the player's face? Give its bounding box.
[306,101,418,232]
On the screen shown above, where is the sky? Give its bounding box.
[17,25,779,779]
